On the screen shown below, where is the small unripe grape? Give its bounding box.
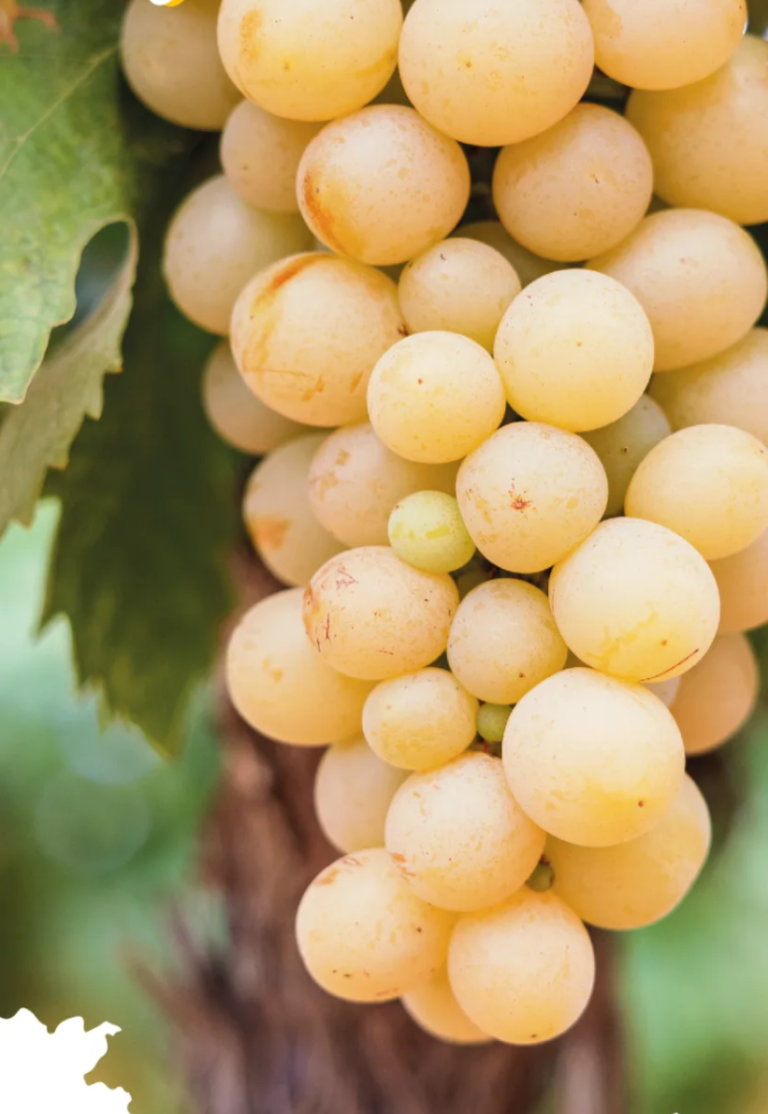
[202,341,305,455]
[447,579,567,705]
[242,435,344,587]
[549,518,720,684]
[226,589,373,745]
[456,423,608,574]
[583,0,746,91]
[220,101,321,213]
[448,889,595,1045]
[368,333,506,465]
[582,395,672,519]
[386,753,545,912]
[402,969,491,1045]
[456,221,569,289]
[231,253,405,427]
[503,668,685,846]
[303,547,459,681]
[493,105,653,263]
[217,0,402,121]
[388,492,475,574]
[494,271,654,432]
[314,737,408,854]
[399,0,594,147]
[590,210,767,373]
[547,774,711,931]
[163,176,311,336]
[671,634,759,756]
[625,425,768,561]
[476,705,512,745]
[398,239,521,352]
[296,849,454,1003]
[121,0,240,130]
[710,527,768,635]
[363,668,478,772]
[297,106,471,267]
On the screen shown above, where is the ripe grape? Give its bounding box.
[710,527,768,635]
[582,0,746,91]
[303,547,459,681]
[547,774,711,930]
[456,423,608,574]
[398,239,521,352]
[388,492,475,574]
[386,753,545,912]
[627,37,768,225]
[163,176,311,336]
[476,704,512,745]
[503,668,685,846]
[670,634,759,756]
[448,888,595,1045]
[296,106,470,266]
[398,0,593,147]
[314,736,408,854]
[625,424,768,561]
[230,253,406,427]
[295,849,454,1003]
[494,271,654,432]
[202,341,305,455]
[582,395,672,519]
[367,333,506,465]
[217,0,402,121]
[220,100,321,213]
[225,589,373,745]
[121,0,240,130]
[362,668,478,772]
[456,221,569,288]
[493,105,653,263]
[549,518,720,683]
[447,579,567,705]
[402,968,491,1045]
[650,329,768,447]
[645,676,682,710]
[590,209,767,373]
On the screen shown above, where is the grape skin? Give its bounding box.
[456,221,569,288]
[402,969,491,1045]
[388,492,475,574]
[710,527,768,635]
[670,633,759,756]
[220,100,321,213]
[314,737,408,854]
[582,395,672,519]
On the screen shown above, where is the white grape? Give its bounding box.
[314,737,408,854]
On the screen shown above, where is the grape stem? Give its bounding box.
[0,0,58,52]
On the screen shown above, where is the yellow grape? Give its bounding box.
[303,547,459,681]
[202,341,305,455]
[671,634,759,756]
[362,668,478,772]
[220,100,321,213]
[314,736,408,854]
[590,209,767,373]
[388,492,475,574]
[398,239,521,352]
[296,849,454,1003]
[230,253,406,427]
[447,579,567,705]
[399,0,593,147]
[456,221,569,288]
[476,704,512,745]
[645,676,682,710]
[626,37,768,225]
[225,589,373,745]
[367,333,506,465]
[582,395,672,518]
[503,668,685,846]
[582,0,746,91]
[710,527,768,635]
[650,329,768,447]
[494,270,654,432]
[625,425,768,561]
[217,0,402,121]
[493,105,652,263]
[549,518,720,683]
[547,774,711,930]
[448,889,595,1045]
[121,0,240,130]
[456,423,608,574]
[163,176,311,336]
[297,106,471,267]
[242,434,344,587]
[401,969,491,1045]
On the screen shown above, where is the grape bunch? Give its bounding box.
[122,0,768,1047]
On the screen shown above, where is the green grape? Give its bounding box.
[388,492,475,574]
[477,704,512,745]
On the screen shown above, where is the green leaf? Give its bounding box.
[0,0,189,403]
[0,227,137,534]
[42,208,240,754]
